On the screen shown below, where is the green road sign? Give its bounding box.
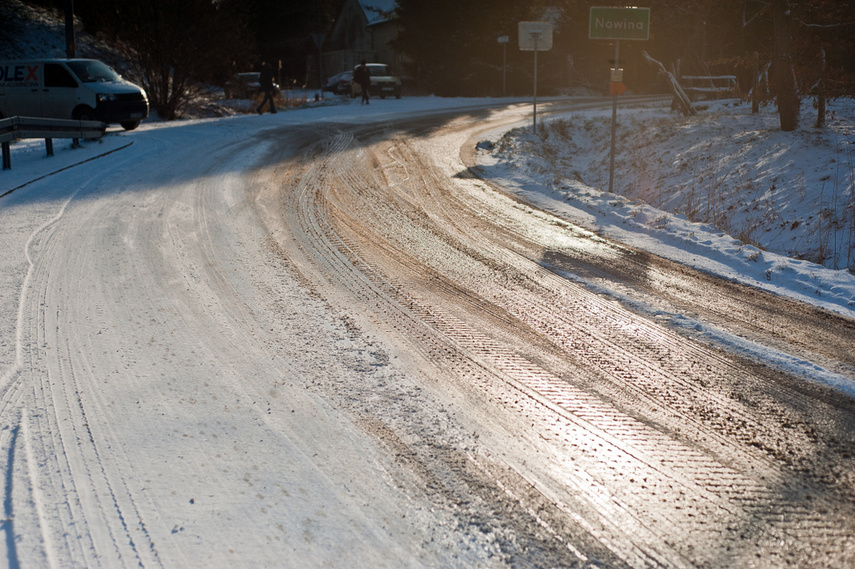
[589,7,650,40]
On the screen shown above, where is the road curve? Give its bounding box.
[253,103,855,568]
[1,99,853,569]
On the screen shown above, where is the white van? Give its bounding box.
[0,58,148,130]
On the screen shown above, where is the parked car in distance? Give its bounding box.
[224,72,280,99]
[351,63,401,99]
[324,70,353,95]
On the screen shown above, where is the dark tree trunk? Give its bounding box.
[772,0,799,131]
[816,49,826,128]
[752,52,760,114]
[64,0,75,58]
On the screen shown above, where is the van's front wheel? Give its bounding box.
[121,121,140,131]
[73,106,97,122]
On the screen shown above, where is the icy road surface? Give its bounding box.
[1,98,854,568]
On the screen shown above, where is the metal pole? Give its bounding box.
[318,43,323,99]
[2,142,11,170]
[533,35,538,134]
[502,42,507,97]
[608,40,619,193]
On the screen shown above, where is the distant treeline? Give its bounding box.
[23,0,855,117]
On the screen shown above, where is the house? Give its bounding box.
[322,0,400,76]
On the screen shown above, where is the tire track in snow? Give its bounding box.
[0,140,168,568]
[273,115,855,567]
[272,125,672,566]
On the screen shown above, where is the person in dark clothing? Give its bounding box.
[354,61,370,105]
[256,61,277,114]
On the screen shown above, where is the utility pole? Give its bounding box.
[64,0,76,58]
[313,0,324,99]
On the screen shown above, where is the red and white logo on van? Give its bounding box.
[0,64,39,86]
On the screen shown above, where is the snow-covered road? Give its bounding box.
[2,97,854,568]
[2,115,482,567]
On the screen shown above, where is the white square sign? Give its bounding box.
[518,22,553,51]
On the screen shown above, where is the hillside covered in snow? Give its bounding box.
[489,98,855,273]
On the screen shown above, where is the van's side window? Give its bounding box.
[45,64,78,88]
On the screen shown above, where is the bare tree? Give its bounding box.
[86,0,250,120]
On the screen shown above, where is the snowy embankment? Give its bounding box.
[475,97,855,321]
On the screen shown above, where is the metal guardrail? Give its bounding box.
[1,116,106,170]
[679,75,739,101]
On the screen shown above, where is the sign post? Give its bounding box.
[519,21,552,134]
[589,7,649,193]
[311,33,326,98]
[498,35,509,97]
[609,41,621,194]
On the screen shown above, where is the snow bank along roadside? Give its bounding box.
[476,98,855,321]
[474,98,855,396]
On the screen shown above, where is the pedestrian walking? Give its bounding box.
[354,61,371,105]
[256,61,277,114]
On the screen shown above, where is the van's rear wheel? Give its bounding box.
[121,121,140,131]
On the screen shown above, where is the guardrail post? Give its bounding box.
[46,138,54,157]
[2,142,10,170]
[72,138,80,148]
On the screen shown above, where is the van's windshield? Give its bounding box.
[66,60,121,83]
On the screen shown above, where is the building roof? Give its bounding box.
[359,0,397,26]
